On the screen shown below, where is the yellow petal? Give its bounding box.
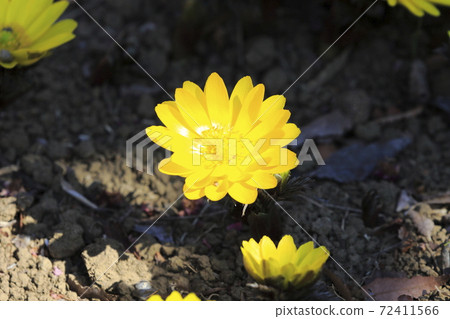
[158,158,191,176]
[298,246,329,272]
[262,257,281,281]
[183,184,205,200]
[147,294,164,301]
[146,125,190,151]
[221,166,249,183]
[280,263,296,288]
[230,76,253,126]
[155,102,197,139]
[228,182,258,204]
[276,235,297,266]
[413,0,440,16]
[183,293,201,301]
[257,148,299,173]
[0,0,11,26]
[18,56,44,66]
[259,236,277,260]
[429,0,450,5]
[293,241,314,265]
[398,0,424,16]
[205,183,227,201]
[0,59,18,69]
[185,168,213,189]
[27,1,70,41]
[182,80,207,108]
[387,0,397,5]
[280,123,301,141]
[242,238,261,259]
[234,84,265,134]
[175,88,211,132]
[30,19,77,50]
[28,32,74,51]
[204,72,230,126]
[258,95,286,122]
[246,173,278,189]
[22,0,54,28]
[241,246,264,283]
[4,0,29,26]
[245,109,290,141]
[165,291,183,301]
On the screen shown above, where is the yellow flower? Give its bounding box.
[241,235,329,290]
[387,0,450,17]
[146,73,300,204]
[147,291,201,301]
[0,0,77,69]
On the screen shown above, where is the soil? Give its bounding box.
[0,0,449,301]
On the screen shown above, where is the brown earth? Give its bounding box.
[0,0,449,301]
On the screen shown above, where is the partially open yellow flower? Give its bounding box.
[147,291,201,301]
[241,235,329,290]
[0,0,77,69]
[387,0,450,17]
[146,73,300,204]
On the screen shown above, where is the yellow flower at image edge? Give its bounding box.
[0,0,77,68]
[387,0,450,17]
[147,291,201,301]
[241,235,329,290]
[146,73,300,204]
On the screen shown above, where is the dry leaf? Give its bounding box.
[61,179,99,210]
[396,190,417,212]
[364,275,449,301]
[407,204,434,241]
[398,226,410,241]
[154,251,166,264]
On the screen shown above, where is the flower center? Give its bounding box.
[0,27,21,50]
[194,125,252,167]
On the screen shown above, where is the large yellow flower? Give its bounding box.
[387,0,450,17]
[147,291,201,301]
[146,73,300,204]
[241,235,329,290]
[0,0,77,69]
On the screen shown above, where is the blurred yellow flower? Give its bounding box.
[146,72,300,204]
[387,0,450,17]
[0,0,77,69]
[147,291,201,301]
[241,235,329,290]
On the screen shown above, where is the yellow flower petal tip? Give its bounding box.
[0,0,77,69]
[146,73,301,205]
[147,291,201,301]
[387,0,449,17]
[241,235,330,290]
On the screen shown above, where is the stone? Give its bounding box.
[82,238,151,290]
[46,141,70,160]
[16,192,34,211]
[75,140,96,159]
[48,223,85,259]
[21,154,54,185]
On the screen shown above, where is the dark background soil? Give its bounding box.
[0,0,449,301]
